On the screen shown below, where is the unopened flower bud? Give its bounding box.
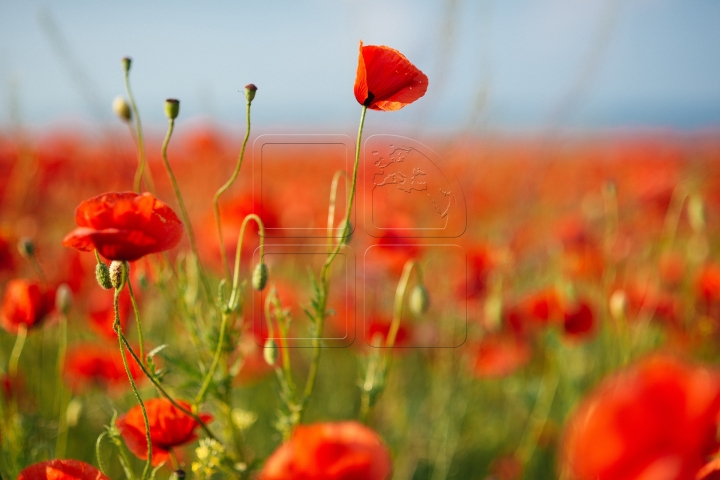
[409,284,430,316]
[121,57,132,73]
[170,470,186,480]
[112,96,132,122]
[165,98,180,120]
[263,338,278,366]
[109,261,126,290]
[95,262,113,290]
[609,289,627,321]
[245,84,257,103]
[17,237,35,258]
[252,262,268,291]
[55,283,73,315]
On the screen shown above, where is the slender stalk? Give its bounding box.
[197,214,265,406]
[124,67,155,194]
[29,257,47,285]
[298,106,367,423]
[8,324,27,380]
[117,332,218,442]
[327,170,349,253]
[114,287,152,479]
[386,260,418,349]
[161,117,213,303]
[126,278,145,366]
[56,312,69,457]
[95,432,109,476]
[214,100,253,281]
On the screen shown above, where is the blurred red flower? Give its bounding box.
[562,299,595,339]
[88,288,131,340]
[64,344,142,393]
[354,41,428,111]
[117,398,212,466]
[562,356,720,480]
[261,421,392,480]
[62,192,183,261]
[18,459,109,480]
[0,279,53,334]
[696,264,720,305]
[471,334,531,378]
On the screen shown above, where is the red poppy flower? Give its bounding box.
[18,459,109,480]
[562,299,595,339]
[354,41,428,111]
[62,192,183,261]
[471,334,531,378]
[0,279,53,334]
[64,344,142,393]
[261,421,392,480]
[117,398,212,466]
[561,356,720,480]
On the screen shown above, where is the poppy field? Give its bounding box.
[2,39,720,480]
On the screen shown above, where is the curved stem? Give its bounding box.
[327,170,349,253]
[114,287,152,479]
[385,260,419,349]
[117,332,218,442]
[8,324,27,380]
[214,100,252,281]
[95,432,109,476]
[161,118,213,303]
[125,70,155,194]
[228,214,265,309]
[194,311,228,406]
[126,277,145,366]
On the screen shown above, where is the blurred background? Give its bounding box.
[1,0,719,134]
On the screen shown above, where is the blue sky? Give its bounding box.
[1,0,719,133]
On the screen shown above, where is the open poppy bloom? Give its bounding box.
[0,279,53,334]
[62,192,183,261]
[561,356,720,480]
[18,459,109,480]
[261,421,392,480]
[117,398,212,466]
[354,41,428,111]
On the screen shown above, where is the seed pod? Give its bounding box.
[245,83,257,103]
[109,261,126,290]
[252,262,268,291]
[409,284,430,316]
[121,56,132,73]
[95,263,113,290]
[165,98,180,120]
[17,237,35,258]
[55,283,73,315]
[263,338,278,366]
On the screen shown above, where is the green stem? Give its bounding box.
[386,260,418,349]
[327,170,349,253]
[8,324,27,380]
[194,311,229,406]
[161,118,213,303]
[298,106,367,424]
[228,214,265,309]
[124,68,155,194]
[214,100,252,281]
[95,432,109,476]
[117,332,218,442]
[114,287,152,479]
[126,277,145,366]
[56,312,69,457]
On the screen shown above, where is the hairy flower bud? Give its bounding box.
[112,96,132,122]
[409,284,430,316]
[55,283,73,315]
[245,83,257,103]
[252,262,268,291]
[165,98,180,120]
[95,262,113,290]
[109,261,126,290]
[263,338,278,366]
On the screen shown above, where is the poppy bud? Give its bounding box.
[609,289,627,322]
[170,470,186,480]
[109,261,126,290]
[122,57,132,73]
[17,237,35,258]
[263,338,278,366]
[409,284,430,316]
[252,263,268,291]
[165,98,180,120]
[95,262,113,290]
[245,84,257,103]
[112,96,132,122]
[55,283,72,315]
